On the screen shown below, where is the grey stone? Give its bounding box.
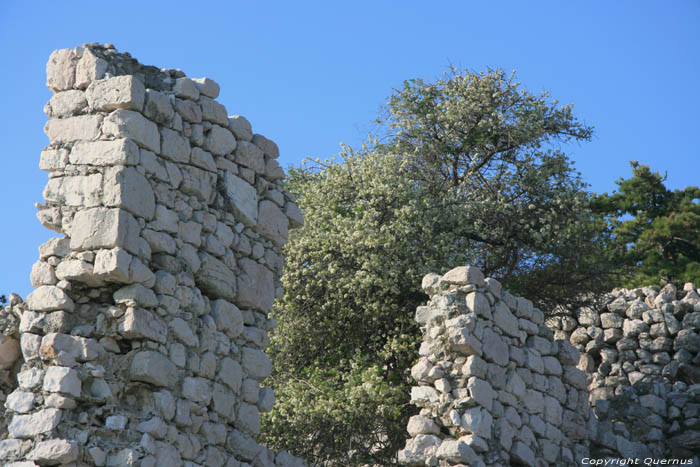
[493,300,518,336]
[103,166,156,219]
[69,207,140,255]
[27,439,79,465]
[196,253,236,302]
[461,407,492,438]
[118,308,167,343]
[130,351,177,387]
[223,172,258,227]
[235,141,265,173]
[26,285,74,312]
[242,346,272,381]
[44,114,102,143]
[510,441,535,466]
[397,435,440,466]
[43,366,81,397]
[237,258,274,312]
[252,133,279,158]
[257,200,289,246]
[435,439,476,464]
[211,299,244,338]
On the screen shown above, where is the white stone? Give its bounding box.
[493,300,519,336]
[26,285,74,312]
[69,207,141,255]
[40,332,100,362]
[94,247,132,282]
[45,90,87,117]
[30,261,56,287]
[5,391,34,413]
[86,75,145,111]
[27,439,79,464]
[407,415,440,436]
[435,439,477,464]
[43,366,81,397]
[46,48,77,92]
[9,408,62,438]
[44,115,102,143]
[75,48,107,89]
[20,333,41,361]
[39,148,69,172]
[466,292,492,319]
[70,138,140,166]
[102,109,160,153]
[44,174,102,207]
[442,265,485,287]
[461,407,492,438]
[103,166,156,219]
[17,368,44,390]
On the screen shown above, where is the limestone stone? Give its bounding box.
[93,247,132,282]
[224,172,259,227]
[257,200,289,246]
[43,366,81,398]
[180,165,216,202]
[130,350,177,387]
[46,48,77,92]
[397,434,440,466]
[45,90,87,117]
[144,89,174,124]
[5,391,34,413]
[190,147,217,172]
[75,48,107,89]
[118,308,167,343]
[44,174,102,208]
[237,403,261,435]
[493,300,519,336]
[69,207,140,254]
[86,75,145,111]
[219,357,243,392]
[174,77,200,100]
[175,98,202,123]
[510,442,535,466]
[39,148,69,171]
[183,377,213,405]
[229,115,253,141]
[467,377,495,411]
[161,127,191,163]
[461,407,492,438]
[237,258,274,312]
[102,109,160,153]
[8,408,62,438]
[27,439,78,464]
[442,265,485,287]
[114,284,158,308]
[211,299,244,337]
[252,133,280,158]
[44,114,102,143]
[71,138,140,166]
[193,77,220,98]
[466,292,492,319]
[436,439,477,464]
[195,252,236,302]
[200,96,229,125]
[235,141,265,173]
[481,327,508,366]
[242,347,272,381]
[169,318,198,347]
[26,285,74,312]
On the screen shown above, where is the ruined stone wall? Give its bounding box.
[398,266,593,466]
[0,44,305,467]
[549,283,700,461]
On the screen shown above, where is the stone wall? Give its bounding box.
[0,44,305,467]
[398,266,593,466]
[549,283,700,461]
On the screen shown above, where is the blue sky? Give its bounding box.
[0,1,698,298]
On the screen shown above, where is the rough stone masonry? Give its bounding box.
[0,44,305,466]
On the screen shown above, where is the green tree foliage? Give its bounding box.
[262,68,611,466]
[592,162,700,287]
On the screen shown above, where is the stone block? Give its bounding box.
[70,138,140,166]
[86,75,145,111]
[143,89,174,124]
[160,127,191,163]
[180,165,216,203]
[442,265,485,287]
[241,347,272,381]
[26,285,74,312]
[237,403,261,435]
[69,207,140,255]
[173,77,199,100]
[5,391,34,413]
[45,90,87,117]
[195,252,236,302]
[205,124,237,156]
[75,48,107,89]
[223,172,259,227]
[193,77,220,98]
[40,332,100,362]
[103,166,156,219]
[130,351,177,387]
[466,292,492,319]
[229,115,253,141]
[44,174,102,207]
[461,407,492,438]
[257,200,289,246]
[102,109,160,153]
[252,133,279,158]
[200,96,228,125]
[191,147,217,172]
[237,258,274,312]
[510,441,535,466]
[211,299,244,338]
[94,247,132,282]
[234,140,265,173]
[493,300,518,336]
[8,408,62,438]
[0,334,20,370]
[43,366,81,398]
[436,439,476,464]
[482,327,508,366]
[46,48,77,92]
[397,434,440,466]
[175,98,202,123]
[118,308,167,343]
[183,377,212,405]
[219,357,243,392]
[39,148,69,172]
[44,114,103,143]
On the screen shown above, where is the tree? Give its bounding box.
[592,161,700,287]
[262,68,611,466]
